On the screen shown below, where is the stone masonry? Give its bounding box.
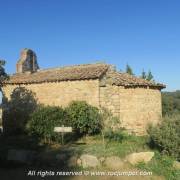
[2,49,165,135]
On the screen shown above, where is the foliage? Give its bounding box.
[100,107,121,131]
[26,105,71,143]
[3,87,37,134]
[78,135,179,179]
[76,134,149,158]
[0,60,8,88]
[141,69,146,79]
[148,114,180,160]
[126,64,134,75]
[104,130,125,142]
[136,152,180,180]
[162,91,180,116]
[146,70,154,81]
[66,101,102,135]
[99,107,123,148]
[141,69,154,81]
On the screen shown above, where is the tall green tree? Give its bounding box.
[126,64,134,75]
[141,69,154,81]
[141,69,147,79]
[146,70,154,81]
[0,60,8,89]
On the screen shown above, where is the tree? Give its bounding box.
[141,69,147,79]
[66,101,102,135]
[126,64,134,75]
[141,69,154,81]
[27,105,70,143]
[0,60,8,89]
[3,87,38,134]
[146,70,154,81]
[162,91,180,116]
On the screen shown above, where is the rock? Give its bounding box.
[67,156,78,167]
[56,154,67,161]
[99,157,105,164]
[104,156,124,170]
[77,158,82,166]
[79,154,100,168]
[125,152,154,165]
[7,149,36,164]
[173,161,180,170]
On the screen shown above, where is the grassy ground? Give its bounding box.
[0,133,179,180]
[75,134,150,158]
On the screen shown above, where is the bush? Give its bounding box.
[162,91,180,116]
[26,105,71,143]
[2,87,37,135]
[66,101,102,135]
[99,107,121,131]
[104,130,124,142]
[148,114,180,160]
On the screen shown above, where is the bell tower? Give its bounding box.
[16,48,39,73]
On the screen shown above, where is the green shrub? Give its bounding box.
[162,91,180,116]
[148,114,180,160]
[136,152,180,180]
[2,87,37,135]
[99,107,122,131]
[26,105,71,143]
[104,130,124,142]
[66,101,102,135]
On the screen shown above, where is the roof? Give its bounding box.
[4,63,109,84]
[3,63,165,89]
[107,71,165,88]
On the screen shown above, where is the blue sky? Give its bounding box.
[0,0,180,91]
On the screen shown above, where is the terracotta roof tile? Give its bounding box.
[107,71,165,88]
[3,63,165,89]
[4,63,109,84]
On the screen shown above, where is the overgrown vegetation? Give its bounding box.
[76,134,149,158]
[0,60,8,87]
[148,114,180,160]
[147,90,180,162]
[3,87,37,135]
[126,64,134,75]
[125,64,154,81]
[162,90,180,116]
[66,101,102,136]
[25,101,104,143]
[141,69,154,81]
[26,105,72,143]
[136,152,180,180]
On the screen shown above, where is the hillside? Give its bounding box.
[162,90,180,116]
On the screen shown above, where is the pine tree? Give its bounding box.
[126,64,134,75]
[146,70,154,81]
[0,60,8,90]
[141,69,146,79]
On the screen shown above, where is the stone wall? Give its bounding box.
[99,84,162,135]
[100,85,120,118]
[119,87,162,135]
[2,80,162,135]
[2,79,100,108]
